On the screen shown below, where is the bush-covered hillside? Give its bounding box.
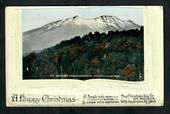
[23,26,144,81]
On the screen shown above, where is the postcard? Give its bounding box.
[5,6,163,106]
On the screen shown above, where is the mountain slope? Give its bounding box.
[23,28,144,80]
[23,15,141,55]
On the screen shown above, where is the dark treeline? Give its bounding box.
[23,26,144,81]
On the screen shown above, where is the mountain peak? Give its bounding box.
[72,15,80,19]
[23,15,141,54]
[95,15,121,22]
[127,20,133,23]
[100,15,112,17]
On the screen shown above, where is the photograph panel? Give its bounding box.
[22,7,144,81]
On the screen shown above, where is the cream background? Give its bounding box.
[5,6,163,107]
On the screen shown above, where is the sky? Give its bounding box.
[22,6,143,32]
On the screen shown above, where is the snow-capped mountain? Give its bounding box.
[23,15,141,55]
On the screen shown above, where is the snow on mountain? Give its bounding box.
[23,15,141,55]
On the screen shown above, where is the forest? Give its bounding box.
[23,26,144,81]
